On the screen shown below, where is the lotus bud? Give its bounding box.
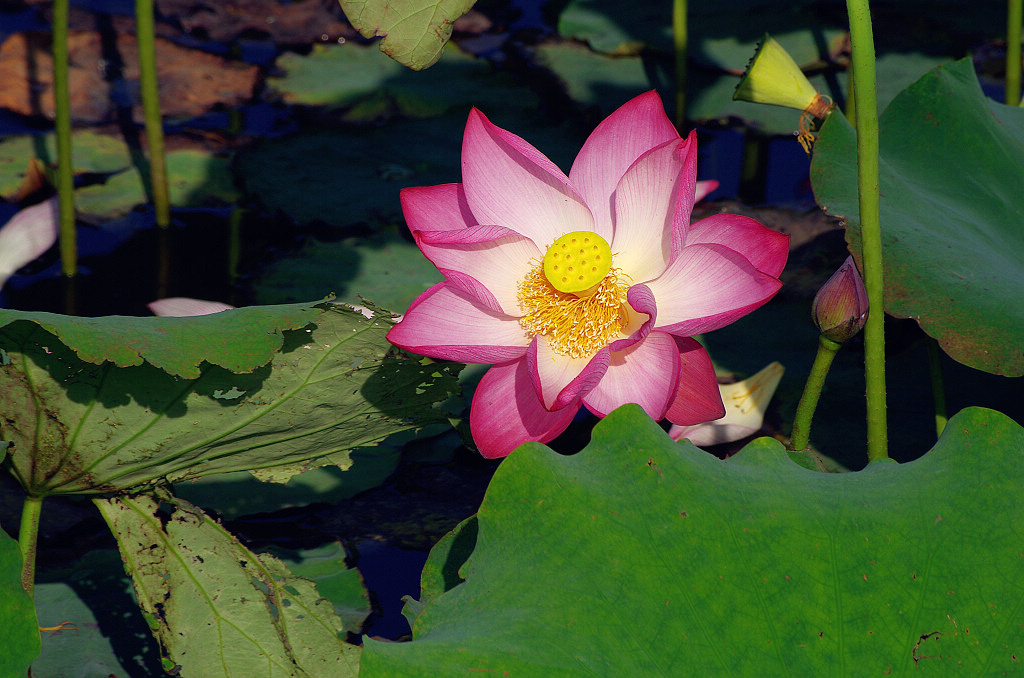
[733,34,834,151]
[812,256,868,344]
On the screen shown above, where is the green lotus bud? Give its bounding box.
[812,256,869,343]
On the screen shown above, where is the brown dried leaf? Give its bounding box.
[157,0,356,44]
[0,31,258,123]
[2,156,49,203]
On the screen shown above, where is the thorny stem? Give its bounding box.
[845,0,888,461]
[19,496,44,597]
[789,335,842,452]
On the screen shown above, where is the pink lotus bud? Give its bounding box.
[812,255,868,343]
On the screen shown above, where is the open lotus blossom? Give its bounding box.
[387,92,789,458]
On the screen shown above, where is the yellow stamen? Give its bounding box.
[518,232,630,359]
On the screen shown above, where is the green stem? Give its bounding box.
[672,0,687,130]
[1008,0,1023,106]
[18,496,43,597]
[739,130,767,205]
[845,58,856,132]
[845,0,888,461]
[926,338,947,438]
[789,335,842,452]
[135,0,171,228]
[228,207,242,289]
[52,0,76,278]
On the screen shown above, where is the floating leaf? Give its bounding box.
[32,549,163,677]
[0,529,39,677]
[249,233,443,310]
[95,494,360,677]
[268,42,537,120]
[0,131,131,198]
[556,0,998,61]
[237,112,579,228]
[0,303,462,494]
[75,149,240,221]
[237,117,460,227]
[811,59,1024,376]
[338,0,476,70]
[0,300,324,378]
[0,133,238,220]
[273,542,373,634]
[535,42,952,136]
[174,447,403,519]
[362,404,1024,675]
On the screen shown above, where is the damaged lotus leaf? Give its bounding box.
[95,494,360,677]
[0,303,462,495]
[338,0,476,70]
[811,58,1024,377]
[362,404,1024,675]
[0,301,324,378]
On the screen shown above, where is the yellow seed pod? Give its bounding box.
[734,34,822,111]
[734,34,835,153]
[543,231,612,295]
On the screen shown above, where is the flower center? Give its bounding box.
[518,231,630,359]
[543,231,612,293]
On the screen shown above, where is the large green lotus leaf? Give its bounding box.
[268,42,537,120]
[75,149,240,221]
[0,131,132,197]
[811,59,1024,376]
[0,303,462,494]
[249,233,443,310]
[95,494,361,677]
[338,0,476,70]
[32,549,163,677]
[0,528,39,676]
[362,404,1024,675]
[0,300,324,378]
[399,514,477,629]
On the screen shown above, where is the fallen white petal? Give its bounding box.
[0,198,59,289]
[148,297,234,317]
[670,361,785,446]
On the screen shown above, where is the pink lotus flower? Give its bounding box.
[387,92,788,458]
